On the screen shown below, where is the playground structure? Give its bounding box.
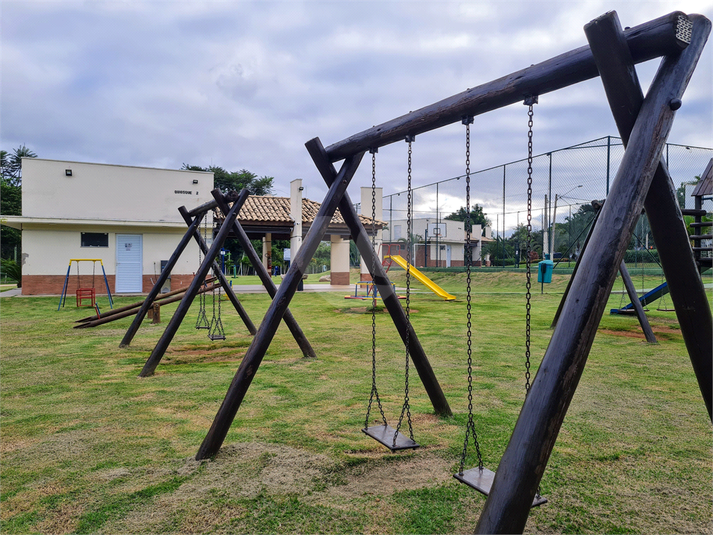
[344,280,403,300]
[58,258,113,311]
[117,11,711,534]
[384,255,456,300]
[117,188,316,377]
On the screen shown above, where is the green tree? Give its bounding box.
[181,164,273,196]
[1,144,37,186]
[444,205,490,234]
[1,145,36,260]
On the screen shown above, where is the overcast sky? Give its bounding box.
[2,0,712,210]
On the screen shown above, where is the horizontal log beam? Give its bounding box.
[324,11,691,161]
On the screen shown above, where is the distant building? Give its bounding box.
[383,217,492,268]
[2,158,214,295]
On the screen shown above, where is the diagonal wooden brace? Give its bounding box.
[139,189,251,377]
[195,152,365,460]
[476,13,710,534]
[585,10,712,419]
[306,137,452,417]
[212,193,317,359]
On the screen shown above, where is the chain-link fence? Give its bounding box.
[377,136,712,270]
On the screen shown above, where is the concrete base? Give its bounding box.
[330,271,350,285]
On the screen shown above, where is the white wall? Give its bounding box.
[22,159,213,223]
[22,226,200,276]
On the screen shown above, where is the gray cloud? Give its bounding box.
[2,0,711,204]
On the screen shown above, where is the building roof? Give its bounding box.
[225,195,386,237]
[691,158,713,197]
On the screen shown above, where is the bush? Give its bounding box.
[0,258,21,287]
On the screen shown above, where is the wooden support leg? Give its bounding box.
[139,190,248,377]
[306,137,452,417]
[619,261,657,343]
[212,195,317,359]
[177,206,257,337]
[584,11,712,418]
[195,152,364,460]
[119,212,204,348]
[476,16,709,533]
[150,303,160,324]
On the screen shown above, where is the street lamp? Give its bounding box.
[551,185,582,258]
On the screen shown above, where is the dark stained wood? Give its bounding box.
[306,137,452,417]
[212,194,317,359]
[195,152,365,460]
[619,261,657,343]
[476,14,710,534]
[584,11,712,418]
[139,190,249,377]
[324,12,691,162]
[75,283,220,329]
[118,212,204,347]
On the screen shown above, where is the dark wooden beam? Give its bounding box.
[325,12,691,161]
[178,206,257,337]
[139,190,249,377]
[195,152,365,460]
[475,13,710,533]
[306,137,452,417]
[584,10,712,418]
[212,194,317,359]
[118,212,204,347]
[619,261,657,344]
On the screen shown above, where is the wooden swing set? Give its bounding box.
[136,10,712,533]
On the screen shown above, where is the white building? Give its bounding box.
[2,158,214,295]
[383,217,491,268]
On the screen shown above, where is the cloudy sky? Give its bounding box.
[2,0,712,211]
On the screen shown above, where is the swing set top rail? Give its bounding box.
[323,11,692,162]
[67,258,105,265]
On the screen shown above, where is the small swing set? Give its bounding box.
[57,258,113,312]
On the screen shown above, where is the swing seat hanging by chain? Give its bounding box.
[362,424,419,451]
[361,145,419,453]
[207,284,226,341]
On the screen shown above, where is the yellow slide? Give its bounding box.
[385,255,456,301]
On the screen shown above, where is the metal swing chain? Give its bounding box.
[394,136,415,447]
[525,97,544,500]
[459,116,483,474]
[365,148,387,430]
[195,214,210,329]
[525,100,535,396]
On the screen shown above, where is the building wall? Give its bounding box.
[21,225,201,295]
[22,159,213,222]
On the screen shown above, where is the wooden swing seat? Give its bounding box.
[454,466,548,507]
[208,334,226,341]
[362,424,419,452]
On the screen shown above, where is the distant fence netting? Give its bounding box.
[380,136,712,269]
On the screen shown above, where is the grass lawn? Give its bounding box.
[1,271,711,534]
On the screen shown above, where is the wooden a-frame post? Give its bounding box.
[476,12,710,533]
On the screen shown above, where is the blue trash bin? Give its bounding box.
[537,255,554,284]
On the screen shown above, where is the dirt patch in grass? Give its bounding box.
[599,326,682,339]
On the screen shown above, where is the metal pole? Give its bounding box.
[503,165,506,268]
[606,135,611,195]
[476,15,708,532]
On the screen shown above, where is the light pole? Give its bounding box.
[551,185,582,259]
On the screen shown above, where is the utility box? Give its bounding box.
[160,260,171,294]
[537,256,554,284]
